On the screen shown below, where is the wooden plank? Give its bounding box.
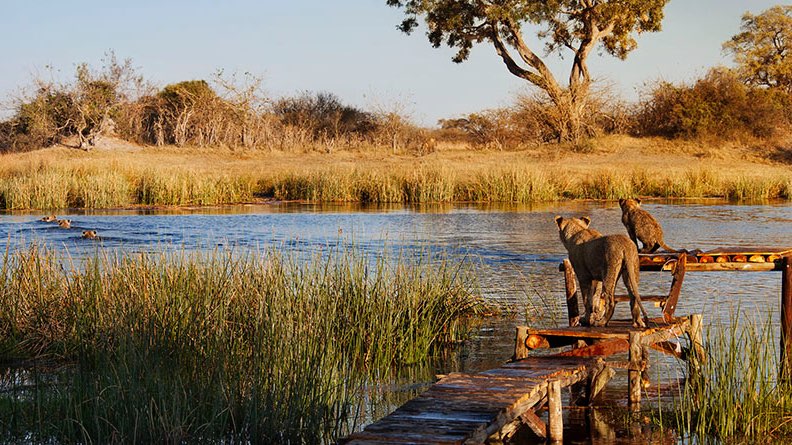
[553,338,629,357]
[704,247,792,255]
[680,262,780,272]
[663,254,686,321]
[548,380,563,442]
[629,332,642,406]
[563,259,581,327]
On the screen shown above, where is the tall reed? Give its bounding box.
[665,314,792,442]
[0,244,483,443]
[1,161,791,209]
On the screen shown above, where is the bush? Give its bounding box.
[274,91,377,139]
[636,68,792,140]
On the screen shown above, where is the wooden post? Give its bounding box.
[663,254,687,322]
[548,380,563,443]
[628,331,642,407]
[688,313,704,382]
[563,259,580,327]
[782,257,792,377]
[514,326,529,361]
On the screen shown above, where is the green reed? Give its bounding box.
[0,244,484,444]
[663,314,792,442]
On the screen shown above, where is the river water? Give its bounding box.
[1,200,790,442]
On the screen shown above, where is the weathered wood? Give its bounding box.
[548,380,563,443]
[650,340,686,360]
[521,410,547,439]
[688,313,704,382]
[782,256,792,378]
[555,339,629,357]
[563,259,581,327]
[589,360,615,403]
[629,331,642,406]
[677,262,780,272]
[514,326,529,361]
[663,254,686,321]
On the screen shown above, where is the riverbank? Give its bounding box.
[1,136,790,209]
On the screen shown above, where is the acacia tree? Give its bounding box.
[724,5,792,93]
[386,0,668,142]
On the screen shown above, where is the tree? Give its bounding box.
[724,5,792,93]
[386,0,669,142]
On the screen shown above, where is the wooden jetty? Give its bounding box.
[341,247,791,444]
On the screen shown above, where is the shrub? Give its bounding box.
[636,68,792,140]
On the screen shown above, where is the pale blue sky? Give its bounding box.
[0,1,783,125]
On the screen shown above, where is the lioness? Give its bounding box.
[555,216,649,328]
[57,219,72,229]
[619,198,675,253]
[40,215,57,222]
[82,230,98,239]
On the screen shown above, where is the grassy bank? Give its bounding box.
[663,315,792,442]
[0,245,483,443]
[1,136,791,209]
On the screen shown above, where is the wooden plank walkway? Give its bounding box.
[341,317,698,444]
[340,356,592,444]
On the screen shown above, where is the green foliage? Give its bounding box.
[386,0,669,143]
[387,0,668,64]
[0,245,483,443]
[636,68,792,140]
[724,5,792,93]
[663,314,792,441]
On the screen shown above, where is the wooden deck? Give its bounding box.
[341,356,591,444]
[341,317,699,444]
[341,248,791,444]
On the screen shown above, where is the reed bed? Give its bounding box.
[0,155,790,209]
[0,244,484,444]
[664,315,792,442]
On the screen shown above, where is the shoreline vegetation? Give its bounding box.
[1,136,791,210]
[0,244,485,443]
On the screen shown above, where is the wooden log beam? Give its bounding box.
[554,339,629,357]
[688,314,704,381]
[563,259,581,327]
[650,341,687,360]
[663,254,686,321]
[629,332,642,407]
[514,326,529,361]
[548,380,563,443]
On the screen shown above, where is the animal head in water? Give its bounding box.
[82,230,98,239]
[57,219,72,229]
[40,215,57,222]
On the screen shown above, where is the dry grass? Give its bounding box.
[0,135,790,209]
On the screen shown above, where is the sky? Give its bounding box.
[0,1,784,125]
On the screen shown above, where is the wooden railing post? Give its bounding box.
[781,257,792,378]
[548,380,563,443]
[628,331,642,407]
[563,259,580,327]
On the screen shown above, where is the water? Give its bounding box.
[1,200,791,442]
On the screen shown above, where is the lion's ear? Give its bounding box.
[554,215,563,227]
[619,198,625,206]
[581,216,591,227]
[636,198,642,205]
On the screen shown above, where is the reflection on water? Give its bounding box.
[1,199,791,442]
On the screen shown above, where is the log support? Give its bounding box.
[628,331,642,407]
[563,259,580,327]
[687,313,704,382]
[548,380,563,443]
[782,256,792,378]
